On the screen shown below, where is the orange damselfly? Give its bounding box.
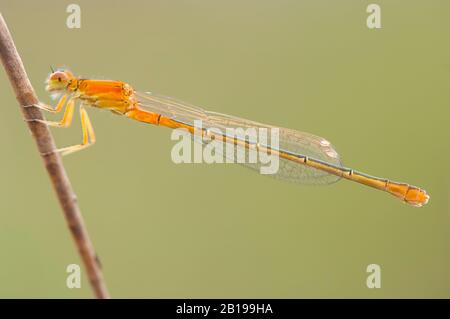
[26,69,429,207]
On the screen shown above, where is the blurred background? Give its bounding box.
[0,0,449,298]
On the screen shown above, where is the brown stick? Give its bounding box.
[0,14,109,298]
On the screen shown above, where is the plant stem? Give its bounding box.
[0,13,109,299]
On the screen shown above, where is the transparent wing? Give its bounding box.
[136,91,342,185]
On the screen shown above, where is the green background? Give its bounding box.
[0,0,449,298]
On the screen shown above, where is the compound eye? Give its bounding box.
[51,71,68,82]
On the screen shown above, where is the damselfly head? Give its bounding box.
[45,69,75,92]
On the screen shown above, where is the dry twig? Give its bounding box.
[0,13,109,298]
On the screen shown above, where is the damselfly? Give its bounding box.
[26,69,429,207]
